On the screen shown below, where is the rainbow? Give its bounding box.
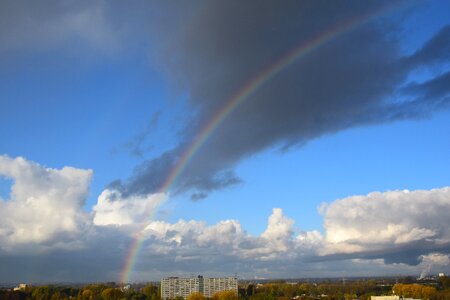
[120,2,403,283]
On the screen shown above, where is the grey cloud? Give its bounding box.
[2,1,450,203]
[122,151,177,195]
[403,71,450,102]
[407,25,450,66]
[111,2,450,198]
[190,192,208,201]
[0,1,120,55]
[115,151,242,196]
[123,112,161,158]
[310,241,450,266]
[0,226,132,284]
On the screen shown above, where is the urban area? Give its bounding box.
[1,273,450,300]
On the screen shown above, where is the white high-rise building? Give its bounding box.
[202,277,238,298]
[161,276,237,300]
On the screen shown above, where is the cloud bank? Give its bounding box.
[1,155,450,282]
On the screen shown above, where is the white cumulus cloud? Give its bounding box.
[319,187,450,256]
[93,189,166,226]
[1,155,450,281]
[0,155,92,250]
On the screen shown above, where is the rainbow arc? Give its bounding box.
[120,2,403,283]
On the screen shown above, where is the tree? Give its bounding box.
[249,292,276,300]
[421,286,437,300]
[439,276,450,290]
[130,294,146,300]
[32,286,53,300]
[141,284,158,300]
[211,291,238,300]
[186,292,205,300]
[81,289,94,300]
[101,288,124,300]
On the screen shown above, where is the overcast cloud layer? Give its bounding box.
[1,155,450,282]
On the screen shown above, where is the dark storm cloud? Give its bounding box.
[111,2,450,198]
[403,71,450,102]
[112,151,176,195]
[407,25,450,66]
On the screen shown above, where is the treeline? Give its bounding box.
[393,282,450,300]
[239,280,390,300]
[0,285,236,300]
[2,277,450,300]
[0,283,159,300]
[237,278,450,300]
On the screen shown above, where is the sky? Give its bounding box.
[1,0,450,283]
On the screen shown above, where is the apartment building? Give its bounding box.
[161,276,237,299]
[202,277,238,298]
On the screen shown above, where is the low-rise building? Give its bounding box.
[13,283,28,291]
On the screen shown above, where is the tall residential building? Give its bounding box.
[202,277,238,298]
[161,276,237,300]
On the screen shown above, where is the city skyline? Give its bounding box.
[1,1,450,283]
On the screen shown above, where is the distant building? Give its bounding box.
[371,297,420,300]
[121,284,131,292]
[438,272,445,277]
[13,283,28,291]
[161,276,237,300]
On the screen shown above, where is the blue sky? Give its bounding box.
[1,0,450,282]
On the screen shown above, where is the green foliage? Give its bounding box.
[248,293,275,300]
[439,276,450,290]
[186,292,206,300]
[32,287,53,300]
[100,288,124,300]
[141,284,158,300]
[242,280,394,300]
[211,290,238,300]
[10,279,450,300]
[81,289,94,300]
[393,283,437,300]
[130,293,146,300]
